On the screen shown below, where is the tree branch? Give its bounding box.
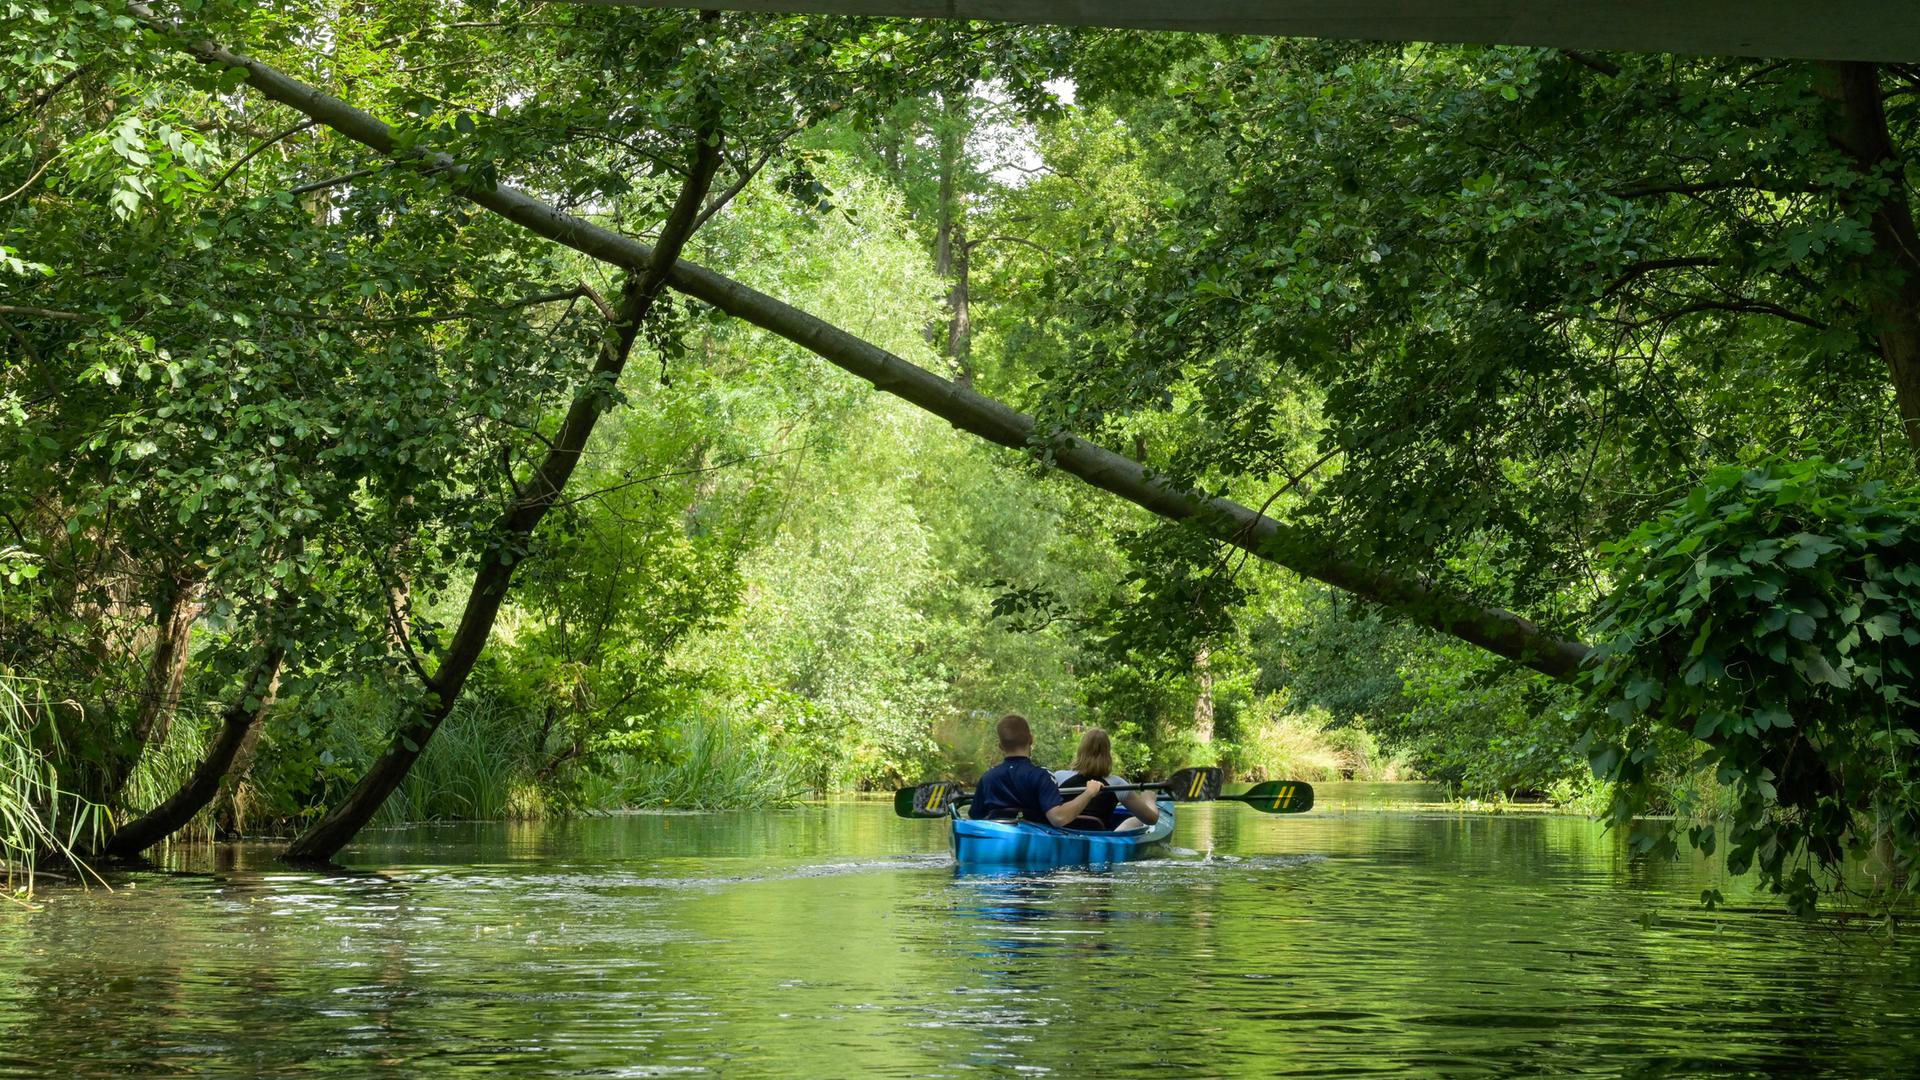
[694,121,803,232]
[1600,256,1723,296]
[0,148,69,204]
[1560,49,1620,78]
[964,233,1054,261]
[0,64,88,127]
[286,165,385,196]
[1612,177,1814,199]
[549,443,816,509]
[375,5,550,49]
[1607,298,1828,331]
[284,285,589,326]
[0,304,92,321]
[208,119,316,193]
[277,92,725,861]
[141,4,1593,686]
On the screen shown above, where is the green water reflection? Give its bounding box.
[1,783,1914,1077]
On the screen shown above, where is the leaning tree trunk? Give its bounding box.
[104,568,205,802]
[99,635,285,857]
[147,9,1592,681]
[1831,61,1920,464]
[279,130,723,863]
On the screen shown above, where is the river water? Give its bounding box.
[1,783,1915,1077]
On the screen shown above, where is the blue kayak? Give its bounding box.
[949,800,1176,869]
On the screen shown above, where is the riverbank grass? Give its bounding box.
[2,673,107,900]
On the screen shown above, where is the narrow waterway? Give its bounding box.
[1,783,1913,1077]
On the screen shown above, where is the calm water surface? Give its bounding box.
[1,783,1915,1077]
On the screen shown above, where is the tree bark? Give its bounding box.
[99,635,285,857]
[278,130,724,863]
[1830,61,1920,463]
[105,568,205,802]
[131,571,204,750]
[934,93,974,384]
[947,212,973,384]
[212,708,267,839]
[934,111,956,279]
[1191,646,1214,744]
[145,9,1593,684]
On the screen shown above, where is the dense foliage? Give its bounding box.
[1584,458,1920,912]
[3,3,1917,909]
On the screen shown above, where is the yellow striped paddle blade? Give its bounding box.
[1238,780,1315,813]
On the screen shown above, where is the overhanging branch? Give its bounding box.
[136,5,1595,680]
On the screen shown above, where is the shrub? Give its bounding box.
[1583,457,1920,913]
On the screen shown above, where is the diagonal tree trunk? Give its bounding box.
[279,130,724,863]
[99,634,285,857]
[100,537,304,856]
[140,7,1592,684]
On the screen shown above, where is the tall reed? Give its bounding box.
[372,693,539,825]
[1,673,107,901]
[119,706,219,843]
[586,717,804,810]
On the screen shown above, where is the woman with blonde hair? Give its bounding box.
[1051,727,1161,832]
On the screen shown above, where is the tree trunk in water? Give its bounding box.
[213,709,267,839]
[280,132,723,863]
[1191,646,1215,744]
[1831,61,1920,463]
[156,19,1592,679]
[106,569,205,802]
[99,637,284,857]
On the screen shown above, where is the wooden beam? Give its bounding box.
[566,1,1920,62]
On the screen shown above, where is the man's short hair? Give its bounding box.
[997,713,1034,753]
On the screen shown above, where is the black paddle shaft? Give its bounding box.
[896,767,1223,818]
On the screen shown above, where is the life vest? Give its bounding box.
[1061,772,1119,827]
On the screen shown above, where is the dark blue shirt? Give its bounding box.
[969,756,1062,821]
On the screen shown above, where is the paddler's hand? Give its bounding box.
[1084,780,1105,795]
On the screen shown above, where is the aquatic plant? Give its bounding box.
[1,673,107,900]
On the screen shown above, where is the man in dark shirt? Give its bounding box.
[969,714,1106,826]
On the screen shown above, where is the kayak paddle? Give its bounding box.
[1219,780,1315,813]
[895,779,970,818]
[1062,774,1315,812]
[892,767,1313,818]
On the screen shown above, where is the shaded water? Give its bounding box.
[1,783,1915,1077]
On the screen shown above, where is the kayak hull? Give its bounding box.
[949,800,1176,869]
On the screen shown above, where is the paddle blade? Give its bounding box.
[1164,766,1224,802]
[895,781,968,818]
[1239,780,1315,813]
